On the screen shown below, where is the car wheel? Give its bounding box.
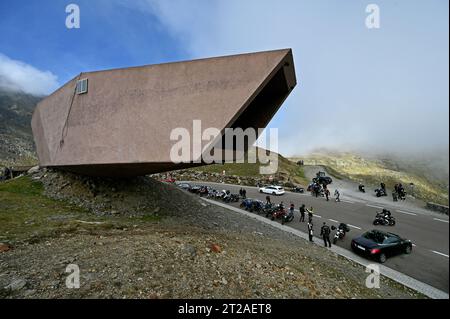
[378,253,387,263]
[405,245,412,254]
[272,192,276,195]
[260,190,263,193]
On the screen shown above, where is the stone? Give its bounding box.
[0,243,12,253]
[5,279,27,291]
[27,166,40,174]
[210,244,221,253]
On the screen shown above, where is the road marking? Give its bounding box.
[315,214,322,218]
[366,204,384,209]
[433,218,449,224]
[328,219,339,223]
[348,224,362,230]
[396,210,417,216]
[431,251,449,258]
[342,200,355,204]
[412,243,416,247]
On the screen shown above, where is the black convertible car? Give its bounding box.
[351,230,412,263]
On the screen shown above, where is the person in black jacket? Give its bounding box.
[307,222,314,242]
[299,204,306,222]
[320,222,332,247]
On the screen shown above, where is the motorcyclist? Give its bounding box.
[320,222,332,248]
[381,208,392,221]
[359,183,365,192]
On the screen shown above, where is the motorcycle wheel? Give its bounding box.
[390,220,396,226]
[333,237,338,244]
[373,220,378,225]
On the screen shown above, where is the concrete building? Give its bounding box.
[31,49,297,177]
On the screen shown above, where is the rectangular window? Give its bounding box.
[76,78,88,94]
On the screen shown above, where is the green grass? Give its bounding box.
[191,150,308,185]
[0,176,159,245]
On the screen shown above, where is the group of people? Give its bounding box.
[238,188,247,199]
[309,182,341,202]
[393,183,406,201]
[298,203,333,247]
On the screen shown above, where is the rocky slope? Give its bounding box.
[0,89,41,166]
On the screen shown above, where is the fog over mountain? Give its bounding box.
[125,0,449,158]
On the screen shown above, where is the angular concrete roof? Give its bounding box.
[31,49,297,177]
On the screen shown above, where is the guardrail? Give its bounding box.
[426,202,449,215]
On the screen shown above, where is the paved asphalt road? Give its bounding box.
[186,181,449,293]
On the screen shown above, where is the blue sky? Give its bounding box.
[0,0,448,155]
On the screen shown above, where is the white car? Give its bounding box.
[259,185,285,196]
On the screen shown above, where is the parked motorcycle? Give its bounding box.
[331,223,351,244]
[270,205,287,221]
[281,211,294,224]
[292,186,305,193]
[375,188,387,197]
[240,198,254,210]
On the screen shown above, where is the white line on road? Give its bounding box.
[366,204,384,209]
[341,200,355,204]
[412,244,417,247]
[431,251,449,258]
[315,215,322,218]
[396,210,417,216]
[348,224,362,230]
[433,218,449,223]
[328,219,339,223]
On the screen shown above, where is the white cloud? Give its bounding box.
[119,1,450,156]
[0,53,59,96]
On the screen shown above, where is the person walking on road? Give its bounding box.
[307,222,314,242]
[289,202,295,215]
[306,206,314,223]
[242,188,247,199]
[265,195,271,205]
[299,204,306,222]
[324,187,330,201]
[334,189,340,202]
[320,222,332,248]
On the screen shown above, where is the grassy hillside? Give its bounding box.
[292,152,449,206]
[191,148,309,186]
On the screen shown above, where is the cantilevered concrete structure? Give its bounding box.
[31,49,297,177]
